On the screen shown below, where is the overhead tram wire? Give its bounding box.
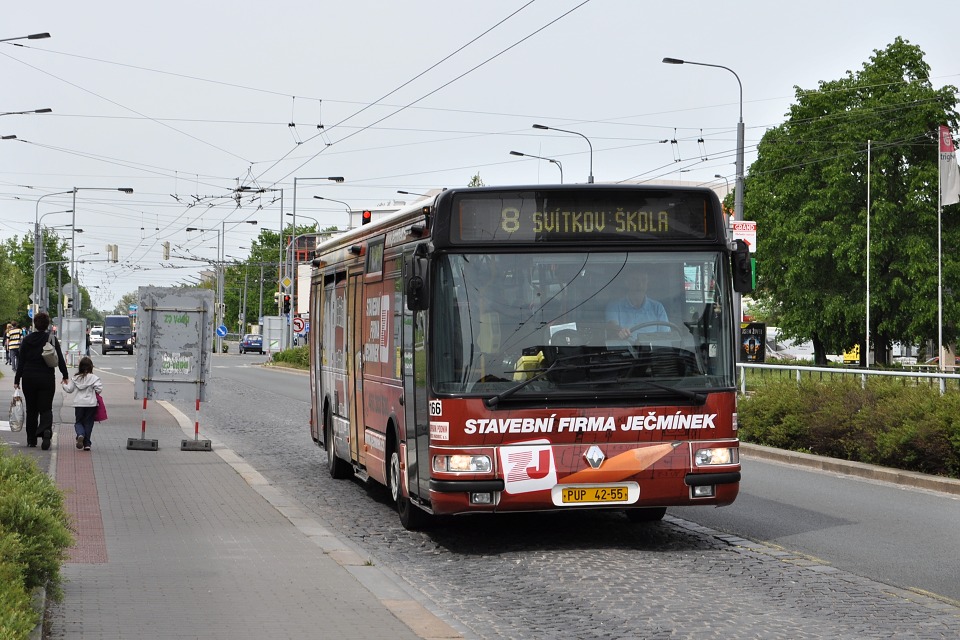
[256,0,594,187]
[250,0,539,182]
[2,51,252,165]
[11,36,947,203]
[19,45,957,133]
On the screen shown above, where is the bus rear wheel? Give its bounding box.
[326,410,351,480]
[388,443,429,530]
[624,507,667,523]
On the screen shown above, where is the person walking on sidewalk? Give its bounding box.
[6,321,23,371]
[62,356,102,451]
[14,312,69,449]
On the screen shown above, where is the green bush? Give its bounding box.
[271,345,309,369]
[0,529,36,639]
[0,447,74,624]
[739,378,960,478]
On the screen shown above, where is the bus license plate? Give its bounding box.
[561,485,630,504]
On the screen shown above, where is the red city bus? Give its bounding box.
[309,184,753,529]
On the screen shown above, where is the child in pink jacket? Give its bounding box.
[62,356,103,451]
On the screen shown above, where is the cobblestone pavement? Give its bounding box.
[202,371,960,639]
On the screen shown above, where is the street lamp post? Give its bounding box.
[286,212,317,231]
[33,259,67,320]
[532,124,593,183]
[220,220,257,353]
[510,150,563,183]
[313,196,353,227]
[33,190,74,321]
[70,187,133,317]
[290,177,344,343]
[662,58,744,226]
[714,174,730,196]
[36,210,73,314]
[1,108,52,116]
[664,56,746,360]
[0,33,50,43]
[187,222,251,354]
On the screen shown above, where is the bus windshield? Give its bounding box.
[430,251,734,398]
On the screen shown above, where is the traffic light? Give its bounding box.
[282,294,291,314]
[361,210,372,225]
[65,295,73,311]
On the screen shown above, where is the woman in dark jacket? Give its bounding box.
[14,312,69,449]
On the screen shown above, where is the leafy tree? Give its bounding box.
[0,245,29,323]
[112,292,140,316]
[468,173,485,187]
[0,232,70,323]
[745,38,959,365]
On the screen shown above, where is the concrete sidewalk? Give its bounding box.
[1,370,462,640]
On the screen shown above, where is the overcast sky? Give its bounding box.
[3,0,958,311]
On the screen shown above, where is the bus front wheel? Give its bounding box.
[326,409,351,480]
[388,442,430,530]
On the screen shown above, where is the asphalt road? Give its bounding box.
[185,356,960,637]
[671,456,960,602]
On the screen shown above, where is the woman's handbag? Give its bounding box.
[94,393,108,422]
[42,333,58,367]
[8,389,25,431]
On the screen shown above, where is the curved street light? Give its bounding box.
[71,188,133,317]
[0,33,50,43]
[313,195,353,222]
[662,57,744,225]
[33,191,75,316]
[286,212,318,231]
[664,56,746,349]
[532,124,593,183]
[1,107,52,116]
[290,176,345,346]
[510,150,563,184]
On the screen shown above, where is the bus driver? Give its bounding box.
[605,271,668,339]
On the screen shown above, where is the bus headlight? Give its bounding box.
[433,454,492,473]
[694,447,737,466]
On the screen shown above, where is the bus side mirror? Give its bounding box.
[731,239,754,293]
[405,255,430,311]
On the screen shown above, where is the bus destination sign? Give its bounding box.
[451,190,717,244]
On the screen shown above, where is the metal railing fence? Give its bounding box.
[737,362,960,395]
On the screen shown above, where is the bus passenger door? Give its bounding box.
[348,272,366,468]
[403,257,431,501]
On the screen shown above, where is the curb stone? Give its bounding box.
[740,442,960,496]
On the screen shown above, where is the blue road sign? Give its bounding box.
[216,324,228,337]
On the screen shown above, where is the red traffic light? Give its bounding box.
[361,210,372,225]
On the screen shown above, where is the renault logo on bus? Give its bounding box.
[584,445,605,469]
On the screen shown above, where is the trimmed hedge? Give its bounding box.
[0,447,74,639]
[738,378,960,478]
[271,345,309,369]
